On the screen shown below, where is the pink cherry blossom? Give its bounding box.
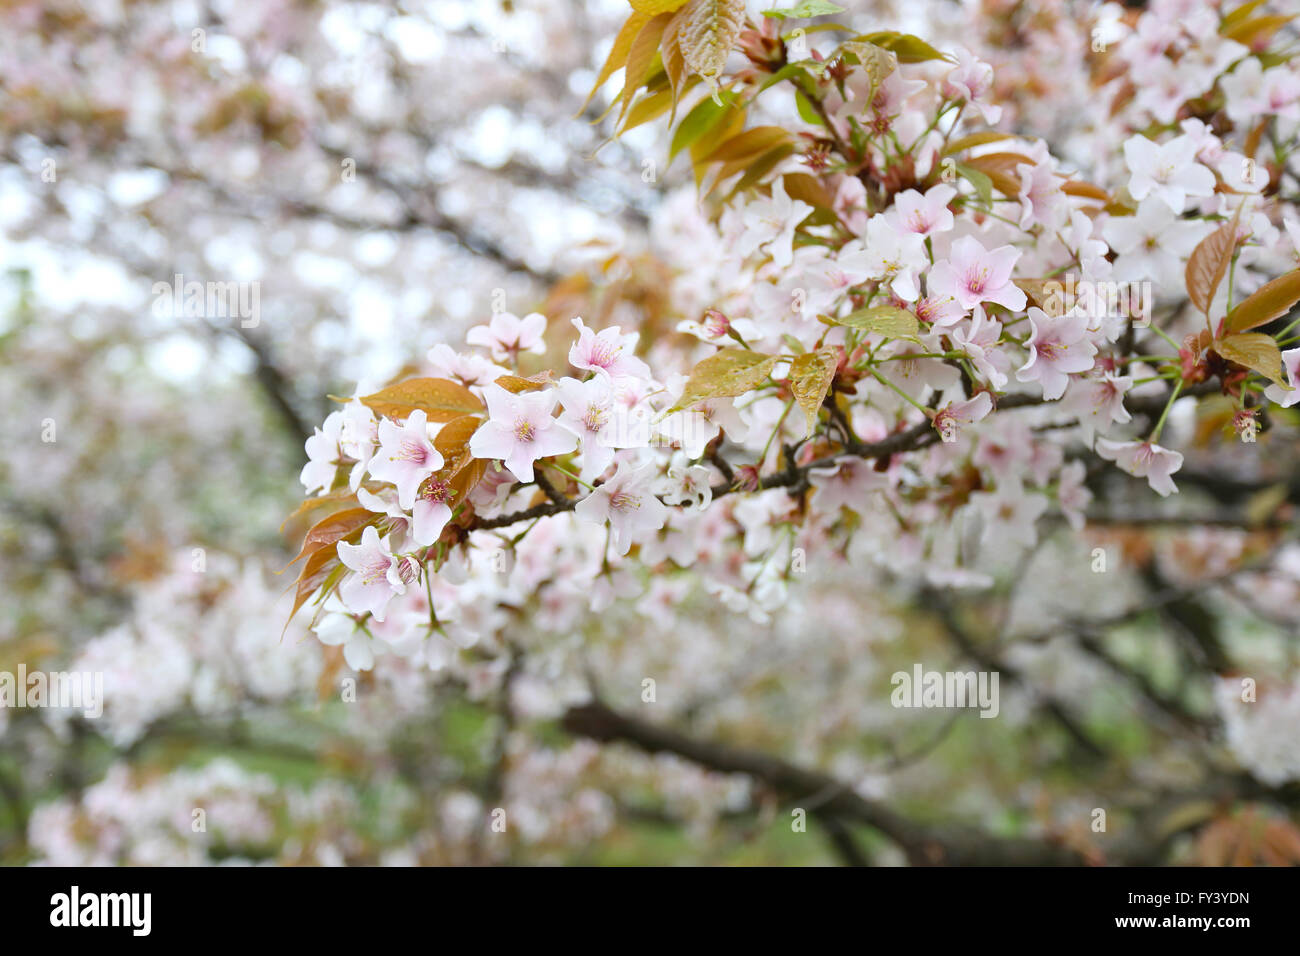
[336,526,414,623]
[1015,307,1098,400]
[941,45,1002,124]
[927,236,1027,312]
[932,392,993,442]
[1096,439,1184,497]
[301,411,344,495]
[889,184,956,237]
[568,317,652,381]
[555,376,649,481]
[367,409,444,510]
[468,384,578,483]
[574,460,668,556]
[426,344,509,389]
[734,179,811,269]
[465,311,548,363]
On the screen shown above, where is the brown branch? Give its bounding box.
[561,700,1087,866]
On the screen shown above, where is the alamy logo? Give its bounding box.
[891,665,1000,718]
[152,272,260,327]
[1040,273,1152,328]
[50,886,151,936]
[0,666,102,719]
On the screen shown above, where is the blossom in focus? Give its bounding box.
[556,376,649,481]
[860,214,928,301]
[568,318,652,381]
[336,526,413,622]
[889,184,956,238]
[1103,198,1207,288]
[469,384,578,483]
[367,409,444,510]
[1016,307,1098,401]
[927,236,1026,312]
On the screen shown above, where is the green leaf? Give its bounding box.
[795,88,823,125]
[1221,0,1268,33]
[853,31,950,63]
[762,1,845,19]
[670,90,738,160]
[668,348,778,412]
[788,349,838,435]
[832,305,919,338]
[1214,332,1291,388]
[838,41,896,99]
[955,162,993,207]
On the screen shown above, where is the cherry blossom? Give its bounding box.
[336,526,412,622]
[367,409,444,510]
[1096,439,1185,497]
[733,179,812,269]
[1264,349,1300,408]
[573,460,668,556]
[1015,307,1098,400]
[889,184,956,238]
[469,384,578,483]
[466,311,548,363]
[927,236,1026,312]
[1122,134,1215,214]
[568,318,652,382]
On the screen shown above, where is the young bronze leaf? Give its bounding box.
[494,372,555,393]
[1185,208,1242,317]
[963,152,1032,198]
[838,41,895,99]
[287,507,375,569]
[360,377,485,422]
[833,305,919,338]
[1214,332,1292,389]
[941,131,1012,157]
[280,490,360,536]
[1061,180,1109,202]
[668,347,778,412]
[698,125,792,165]
[617,13,675,123]
[285,545,340,634]
[1225,269,1300,334]
[788,349,838,435]
[582,11,651,113]
[434,414,482,470]
[782,171,836,210]
[631,0,691,12]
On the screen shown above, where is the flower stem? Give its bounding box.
[1148,380,1184,443]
